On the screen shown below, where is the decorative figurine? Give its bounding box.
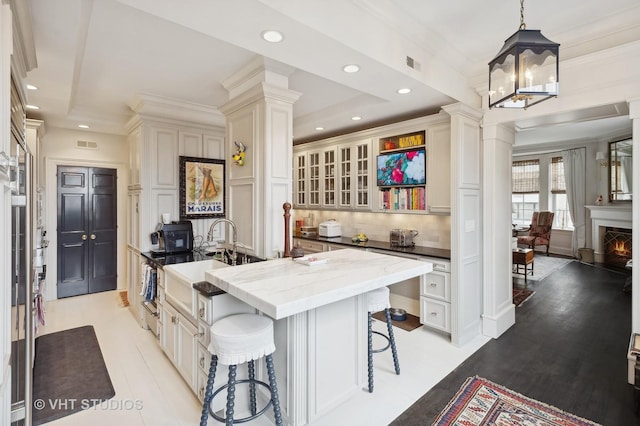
[232,141,246,166]
[595,194,603,206]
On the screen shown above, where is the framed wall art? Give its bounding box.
[179,156,225,219]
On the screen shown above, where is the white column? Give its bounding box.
[442,103,484,346]
[629,98,640,333]
[481,123,516,338]
[219,57,301,259]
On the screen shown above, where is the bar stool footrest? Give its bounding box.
[208,379,274,424]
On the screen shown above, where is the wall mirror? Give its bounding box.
[608,138,632,202]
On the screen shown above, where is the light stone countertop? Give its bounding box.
[204,248,433,320]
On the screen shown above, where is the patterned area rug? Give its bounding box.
[512,288,535,307]
[513,256,573,283]
[433,376,601,426]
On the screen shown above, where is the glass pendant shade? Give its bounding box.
[489,29,559,109]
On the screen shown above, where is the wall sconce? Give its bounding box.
[596,152,608,167]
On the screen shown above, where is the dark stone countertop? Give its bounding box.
[293,235,450,260]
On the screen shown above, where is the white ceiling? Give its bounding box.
[23,0,640,144]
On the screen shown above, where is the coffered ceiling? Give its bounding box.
[23,0,640,143]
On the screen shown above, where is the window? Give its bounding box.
[512,159,540,226]
[550,157,573,230]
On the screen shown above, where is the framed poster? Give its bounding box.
[179,156,225,219]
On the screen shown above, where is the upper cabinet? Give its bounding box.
[294,139,372,211]
[294,113,450,215]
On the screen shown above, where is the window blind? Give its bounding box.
[550,157,566,194]
[512,159,540,193]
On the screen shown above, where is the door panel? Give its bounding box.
[89,168,117,293]
[58,168,89,297]
[57,166,117,297]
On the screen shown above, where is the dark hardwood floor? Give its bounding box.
[392,260,635,425]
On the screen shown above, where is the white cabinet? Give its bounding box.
[294,139,372,211]
[161,300,198,389]
[419,258,451,333]
[175,314,198,388]
[426,123,451,214]
[293,238,324,254]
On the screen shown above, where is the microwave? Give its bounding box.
[158,222,194,254]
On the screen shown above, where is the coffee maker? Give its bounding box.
[150,221,194,255]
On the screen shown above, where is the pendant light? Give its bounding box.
[488,0,560,109]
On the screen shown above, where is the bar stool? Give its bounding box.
[366,286,400,393]
[200,313,282,426]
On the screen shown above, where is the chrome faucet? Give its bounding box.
[208,218,238,265]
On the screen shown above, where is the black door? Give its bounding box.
[57,166,117,298]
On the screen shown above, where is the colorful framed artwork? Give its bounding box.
[179,156,225,219]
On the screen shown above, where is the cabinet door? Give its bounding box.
[293,238,324,254]
[294,151,307,207]
[308,151,321,208]
[322,148,337,208]
[160,302,178,362]
[150,126,179,189]
[427,123,451,214]
[354,140,371,209]
[176,315,198,389]
[338,146,352,208]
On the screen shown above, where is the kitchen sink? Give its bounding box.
[205,251,266,265]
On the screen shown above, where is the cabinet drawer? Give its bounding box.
[197,294,213,325]
[197,321,210,348]
[420,297,450,332]
[197,342,212,375]
[421,257,450,272]
[293,239,324,253]
[420,271,450,302]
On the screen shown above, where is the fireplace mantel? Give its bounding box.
[586,205,633,262]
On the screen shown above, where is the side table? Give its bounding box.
[512,248,534,286]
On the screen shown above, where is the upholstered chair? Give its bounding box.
[517,211,555,255]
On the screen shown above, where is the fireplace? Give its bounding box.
[586,205,633,264]
[604,227,632,267]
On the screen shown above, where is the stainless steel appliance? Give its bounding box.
[390,229,419,247]
[151,221,194,255]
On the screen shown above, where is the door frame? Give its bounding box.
[45,156,128,301]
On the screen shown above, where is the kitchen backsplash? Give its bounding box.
[294,209,451,250]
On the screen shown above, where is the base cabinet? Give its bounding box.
[419,259,451,333]
[160,301,198,389]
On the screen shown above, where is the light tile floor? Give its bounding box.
[39,290,489,425]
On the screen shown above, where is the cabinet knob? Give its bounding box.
[199,307,205,318]
[430,312,438,316]
[429,282,437,287]
[199,357,205,368]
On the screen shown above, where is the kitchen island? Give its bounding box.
[204,248,432,425]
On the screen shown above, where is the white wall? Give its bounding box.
[40,127,128,301]
[294,209,450,250]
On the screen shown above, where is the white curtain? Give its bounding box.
[562,148,586,256]
[621,156,633,193]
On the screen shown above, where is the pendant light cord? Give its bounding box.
[519,0,527,30]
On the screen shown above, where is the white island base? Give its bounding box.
[205,249,432,425]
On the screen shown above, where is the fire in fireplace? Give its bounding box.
[604,227,632,268]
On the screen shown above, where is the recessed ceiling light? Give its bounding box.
[397,88,411,94]
[261,30,284,43]
[78,124,89,129]
[315,127,325,131]
[342,64,360,73]
[26,104,39,110]
[351,116,362,121]
[26,84,38,90]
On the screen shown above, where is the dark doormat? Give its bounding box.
[372,311,422,332]
[32,325,115,425]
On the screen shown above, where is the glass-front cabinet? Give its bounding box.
[293,139,371,211]
[323,149,336,207]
